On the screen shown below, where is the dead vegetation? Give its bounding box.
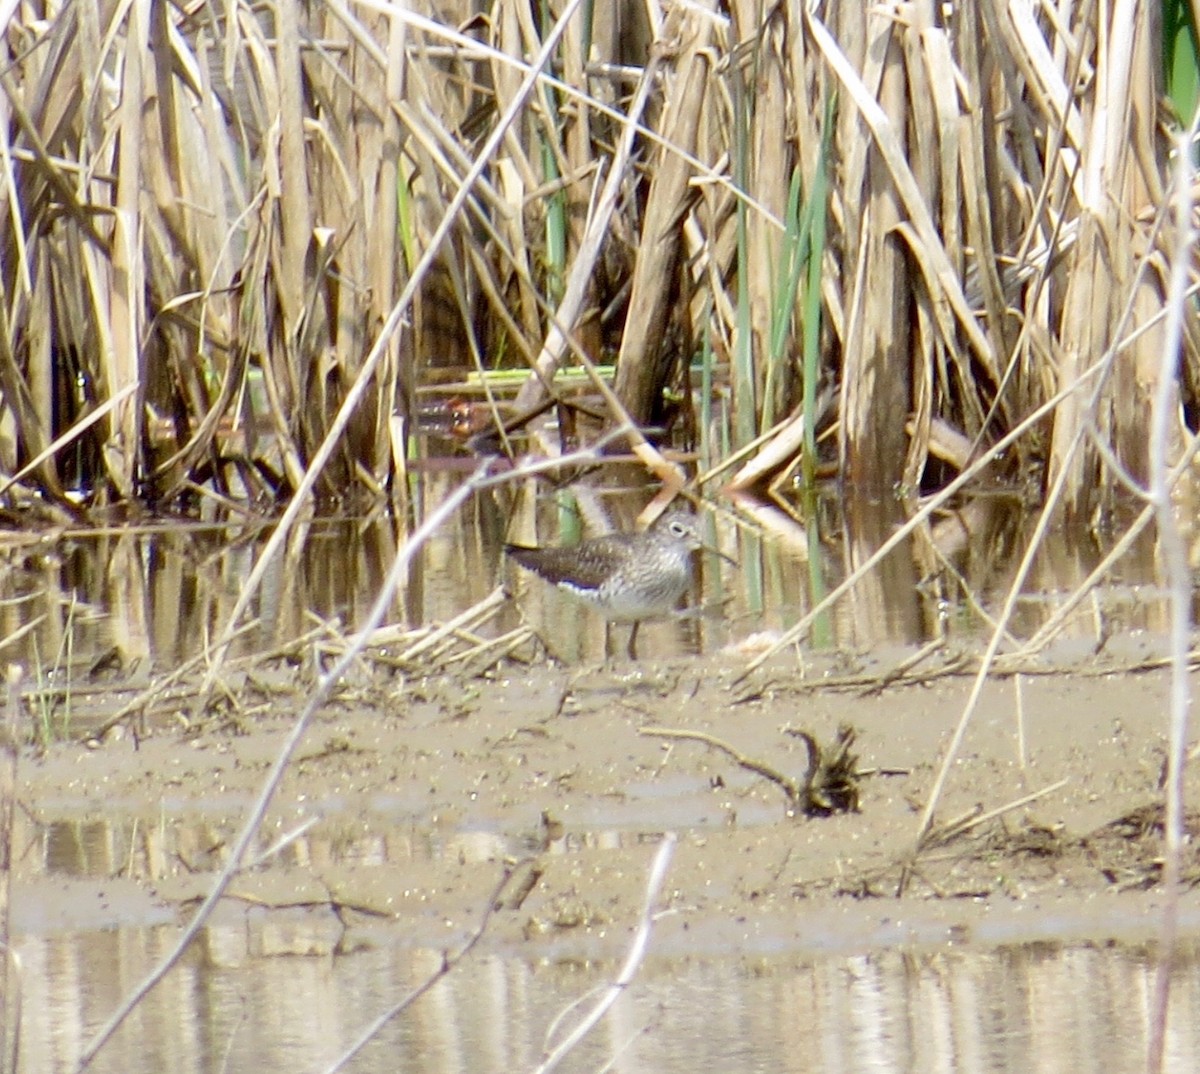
[3,6,1199,1066]
[793,797,1200,903]
[0,2,1192,522]
[640,721,865,816]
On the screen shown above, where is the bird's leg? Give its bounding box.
[626,621,641,660]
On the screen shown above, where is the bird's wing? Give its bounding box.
[504,536,630,592]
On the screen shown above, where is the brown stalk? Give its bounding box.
[613,5,719,426]
[273,0,311,343]
[838,9,914,491]
[809,8,998,377]
[104,4,149,499]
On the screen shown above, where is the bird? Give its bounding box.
[504,512,720,659]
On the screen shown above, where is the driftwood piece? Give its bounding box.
[640,722,864,817]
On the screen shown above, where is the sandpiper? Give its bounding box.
[505,512,723,659]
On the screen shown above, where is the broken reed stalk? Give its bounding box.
[917,778,1069,852]
[610,2,721,430]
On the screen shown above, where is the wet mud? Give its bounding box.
[12,646,1199,959]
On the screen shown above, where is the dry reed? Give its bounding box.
[0,2,1191,523]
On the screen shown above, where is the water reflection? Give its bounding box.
[24,813,516,885]
[13,928,1200,1073]
[0,472,1177,690]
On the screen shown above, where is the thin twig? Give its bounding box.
[640,725,801,804]
[320,864,527,1074]
[528,833,676,1074]
[76,466,488,1070]
[855,638,948,697]
[1147,120,1199,1074]
[918,778,1069,850]
[198,0,591,699]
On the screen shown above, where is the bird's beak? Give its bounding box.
[702,538,738,566]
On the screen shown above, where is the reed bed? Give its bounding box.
[0,1,1194,523]
[4,8,1200,1063]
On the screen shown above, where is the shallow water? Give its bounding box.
[4,470,1194,1073]
[11,753,1200,1073]
[13,926,1200,1073]
[0,471,1175,689]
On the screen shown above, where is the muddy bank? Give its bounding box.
[10,647,1198,955]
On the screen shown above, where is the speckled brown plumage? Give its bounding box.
[505,514,707,658]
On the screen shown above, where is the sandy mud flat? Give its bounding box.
[12,648,1199,957]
